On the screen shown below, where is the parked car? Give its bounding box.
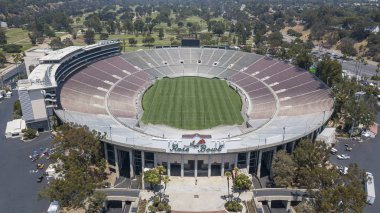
[37,176,44,183]
[330,147,338,155]
[346,146,352,151]
[337,154,350,160]
[339,166,348,175]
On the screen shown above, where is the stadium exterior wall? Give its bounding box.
[101,126,324,179]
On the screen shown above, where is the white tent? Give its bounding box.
[5,119,26,138]
[316,128,336,146]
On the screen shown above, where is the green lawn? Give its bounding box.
[5,28,32,51]
[141,77,243,130]
[6,28,29,43]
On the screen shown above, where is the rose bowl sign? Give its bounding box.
[166,140,226,154]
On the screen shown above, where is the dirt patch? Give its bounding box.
[281,24,310,42]
[354,39,368,57]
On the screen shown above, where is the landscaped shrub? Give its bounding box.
[137,199,147,213]
[225,200,243,212]
[148,196,171,212]
[22,128,37,140]
[2,44,22,53]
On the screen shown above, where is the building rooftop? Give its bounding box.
[39,46,83,62]
[18,64,56,90]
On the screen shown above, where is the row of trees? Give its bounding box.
[272,140,367,212]
[0,28,5,67]
[40,124,107,211]
[315,55,377,132]
[143,166,171,212]
[224,168,252,212]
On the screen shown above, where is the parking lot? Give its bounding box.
[329,113,380,213]
[0,93,51,212]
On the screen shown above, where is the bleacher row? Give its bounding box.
[60,48,333,126]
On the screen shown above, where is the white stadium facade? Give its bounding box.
[18,41,334,179]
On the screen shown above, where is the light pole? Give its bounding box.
[282,126,286,146]
[322,110,326,126]
[109,126,112,141]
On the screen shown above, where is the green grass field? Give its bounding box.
[5,28,32,51]
[141,77,243,130]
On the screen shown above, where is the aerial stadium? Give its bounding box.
[18,40,334,179]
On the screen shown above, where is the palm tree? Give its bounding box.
[156,165,169,202]
[225,171,232,201]
[12,53,24,79]
[162,175,170,194]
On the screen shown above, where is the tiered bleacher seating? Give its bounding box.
[59,47,333,128]
[190,48,203,64]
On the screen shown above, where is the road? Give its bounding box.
[254,188,307,198]
[311,47,378,78]
[341,60,378,78]
[329,110,380,213]
[0,92,51,213]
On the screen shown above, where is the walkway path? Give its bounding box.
[141,177,253,212]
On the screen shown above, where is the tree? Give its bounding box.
[3,44,22,53]
[28,32,38,45]
[105,20,115,34]
[143,36,155,47]
[316,55,342,86]
[295,51,313,70]
[144,168,160,190]
[158,28,164,40]
[44,25,56,38]
[162,175,169,194]
[254,21,267,37]
[128,38,137,47]
[234,173,252,196]
[268,31,283,47]
[293,140,329,170]
[272,150,296,187]
[39,124,107,209]
[0,51,6,66]
[62,38,74,47]
[293,140,330,189]
[84,29,95,44]
[84,14,102,33]
[143,165,170,202]
[294,202,315,213]
[177,21,184,28]
[13,100,22,118]
[225,171,232,201]
[313,164,367,212]
[12,52,24,78]
[134,19,145,33]
[0,27,6,46]
[99,33,109,40]
[338,38,357,57]
[49,38,64,50]
[212,21,225,36]
[123,20,134,34]
[87,191,106,212]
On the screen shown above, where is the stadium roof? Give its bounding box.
[39,46,83,62]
